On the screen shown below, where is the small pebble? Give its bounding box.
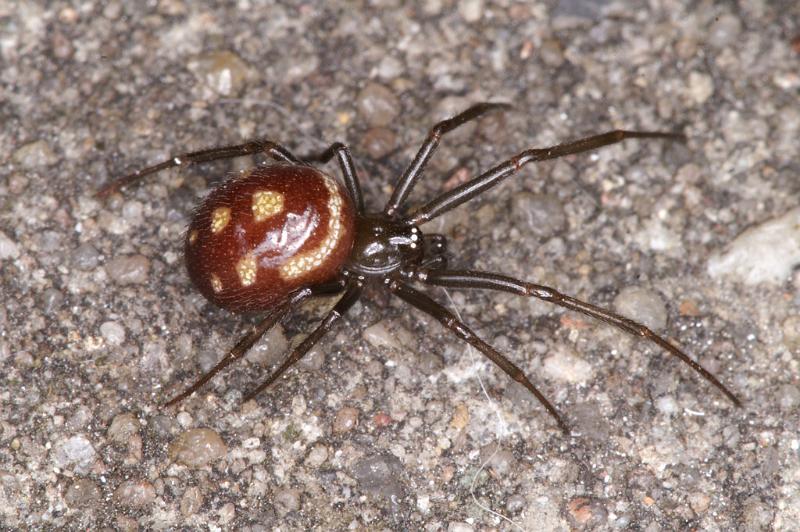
[12,139,57,167]
[102,1,123,19]
[655,396,678,416]
[480,444,514,477]
[506,494,526,514]
[180,486,204,516]
[566,496,608,527]
[38,230,62,252]
[539,38,565,67]
[457,0,483,22]
[8,174,28,194]
[542,348,594,383]
[41,288,64,313]
[447,523,474,532]
[357,83,400,127]
[298,346,326,371]
[100,321,126,345]
[613,286,667,331]
[372,412,392,428]
[72,243,102,270]
[352,454,405,500]
[707,207,800,285]
[169,428,227,468]
[634,218,681,253]
[116,515,138,532]
[51,31,74,60]
[121,201,144,227]
[218,502,236,524]
[245,324,289,366]
[377,55,403,79]
[686,71,714,105]
[332,406,359,434]
[242,437,260,449]
[273,487,301,516]
[114,479,156,508]
[105,255,150,285]
[107,412,140,445]
[678,299,701,317]
[417,494,431,513]
[150,415,180,439]
[360,127,397,159]
[781,315,800,351]
[778,384,800,411]
[449,403,469,430]
[422,0,442,15]
[363,320,403,351]
[688,492,711,514]
[417,350,444,375]
[66,406,92,432]
[0,231,20,260]
[305,444,329,467]
[176,411,193,429]
[708,13,742,48]
[742,495,774,530]
[64,479,101,507]
[52,435,97,475]
[189,50,251,96]
[140,340,168,374]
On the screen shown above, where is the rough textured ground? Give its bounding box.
[2,1,799,530]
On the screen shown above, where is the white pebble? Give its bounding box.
[0,231,20,260]
[707,207,800,285]
[542,348,594,383]
[655,396,678,416]
[176,412,193,428]
[52,435,97,474]
[363,320,402,350]
[686,71,714,106]
[613,287,667,331]
[458,0,484,22]
[100,321,126,345]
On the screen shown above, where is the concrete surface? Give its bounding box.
[1,0,798,530]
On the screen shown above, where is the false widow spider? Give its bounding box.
[100,102,741,432]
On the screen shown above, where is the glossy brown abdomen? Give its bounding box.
[184,164,355,313]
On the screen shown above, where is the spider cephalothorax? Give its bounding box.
[100,102,741,431]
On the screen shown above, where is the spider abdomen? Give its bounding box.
[185,164,356,313]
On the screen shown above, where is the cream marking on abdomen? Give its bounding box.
[252,190,284,222]
[210,207,231,233]
[280,176,343,280]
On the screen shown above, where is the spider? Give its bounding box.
[99,102,741,432]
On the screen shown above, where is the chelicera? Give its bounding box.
[100,102,741,431]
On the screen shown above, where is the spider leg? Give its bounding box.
[388,279,569,433]
[98,139,303,197]
[384,102,512,217]
[301,142,364,214]
[163,281,345,408]
[418,269,742,407]
[408,129,685,225]
[242,282,362,402]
